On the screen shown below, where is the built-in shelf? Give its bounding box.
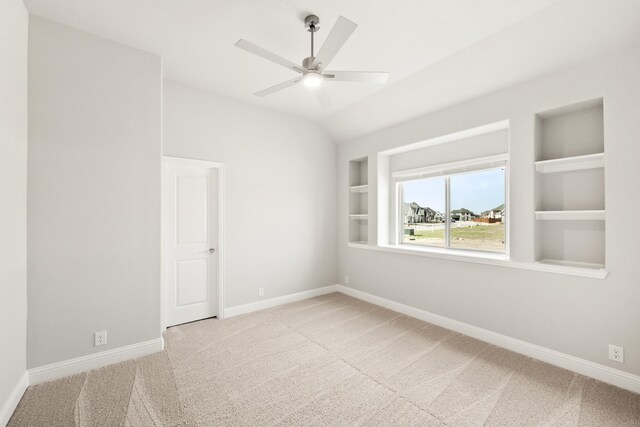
[349,157,369,244]
[534,99,605,269]
[535,210,605,221]
[535,152,604,174]
[349,184,369,193]
[537,259,605,271]
[349,214,369,220]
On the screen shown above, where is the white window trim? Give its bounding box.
[392,153,509,181]
[394,154,509,259]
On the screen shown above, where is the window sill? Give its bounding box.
[346,243,608,279]
[393,244,508,261]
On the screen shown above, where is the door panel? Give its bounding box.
[176,259,208,306]
[164,163,218,327]
[177,175,208,244]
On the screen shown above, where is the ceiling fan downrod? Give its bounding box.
[304,15,320,68]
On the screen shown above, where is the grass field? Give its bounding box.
[404,222,505,252]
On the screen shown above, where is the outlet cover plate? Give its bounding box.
[608,344,624,363]
[95,330,107,347]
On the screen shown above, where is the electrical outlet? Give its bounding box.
[345,275,350,284]
[609,344,624,363]
[94,331,107,347]
[258,287,264,297]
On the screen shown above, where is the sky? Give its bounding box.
[403,168,505,214]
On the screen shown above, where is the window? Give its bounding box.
[397,156,507,254]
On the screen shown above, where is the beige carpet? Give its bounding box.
[9,292,640,426]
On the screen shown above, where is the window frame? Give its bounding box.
[394,154,509,258]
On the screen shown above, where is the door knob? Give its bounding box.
[209,248,216,253]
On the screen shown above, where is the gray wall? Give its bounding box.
[163,80,337,307]
[28,17,162,368]
[338,47,640,376]
[0,0,28,411]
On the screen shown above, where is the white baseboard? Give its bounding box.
[336,285,640,394]
[0,371,28,426]
[28,338,163,385]
[20,284,640,400]
[225,285,339,318]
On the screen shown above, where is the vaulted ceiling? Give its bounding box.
[24,0,640,142]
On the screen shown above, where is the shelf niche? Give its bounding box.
[536,221,605,269]
[536,98,604,161]
[349,157,369,244]
[534,98,605,268]
[537,168,604,211]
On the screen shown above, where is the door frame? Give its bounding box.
[161,155,225,332]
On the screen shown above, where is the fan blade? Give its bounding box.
[254,78,300,97]
[311,16,357,70]
[235,39,302,73]
[323,71,390,84]
[314,89,332,109]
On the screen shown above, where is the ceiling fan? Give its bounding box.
[235,15,390,106]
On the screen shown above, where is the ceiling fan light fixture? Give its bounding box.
[302,71,323,88]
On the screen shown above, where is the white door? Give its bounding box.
[164,162,218,327]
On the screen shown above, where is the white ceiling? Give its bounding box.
[24,0,640,142]
[321,0,640,141]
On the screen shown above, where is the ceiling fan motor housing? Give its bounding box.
[304,15,320,32]
[302,56,317,70]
